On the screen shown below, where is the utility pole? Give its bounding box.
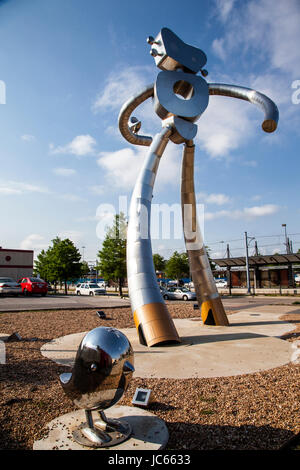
[226,243,231,296]
[282,224,294,288]
[282,224,290,254]
[244,232,255,295]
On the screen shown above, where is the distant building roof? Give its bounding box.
[213,253,300,268]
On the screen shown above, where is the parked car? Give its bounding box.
[162,287,196,301]
[0,277,22,296]
[75,283,106,296]
[215,279,227,288]
[97,281,107,288]
[18,277,48,296]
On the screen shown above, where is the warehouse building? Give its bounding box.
[0,247,34,281]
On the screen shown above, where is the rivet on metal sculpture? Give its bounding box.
[118,27,279,347]
[59,326,135,448]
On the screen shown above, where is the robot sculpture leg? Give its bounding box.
[127,127,180,347]
[181,142,229,326]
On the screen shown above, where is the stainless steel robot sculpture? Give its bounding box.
[60,327,135,447]
[119,28,279,347]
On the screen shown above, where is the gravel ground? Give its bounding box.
[0,304,299,450]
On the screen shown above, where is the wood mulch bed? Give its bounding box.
[0,305,299,450]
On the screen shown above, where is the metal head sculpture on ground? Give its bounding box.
[119,27,279,348]
[60,326,135,447]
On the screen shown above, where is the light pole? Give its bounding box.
[282,224,290,254]
[282,224,294,287]
[244,232,255,295]
[82,246,86,262]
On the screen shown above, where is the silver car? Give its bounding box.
[0,277,22,296]
[162,287,196,301]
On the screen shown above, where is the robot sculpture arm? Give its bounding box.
[118,28,279,346]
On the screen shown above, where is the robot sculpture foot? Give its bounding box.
[73,409,132,448]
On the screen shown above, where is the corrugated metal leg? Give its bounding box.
[127,127,181,346]
[181,142,229,326]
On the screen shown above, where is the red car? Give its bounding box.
[18,277,48,296]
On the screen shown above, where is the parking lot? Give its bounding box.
[0,292,298,312]
[0,293,130,311]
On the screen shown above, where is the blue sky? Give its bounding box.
[0,0,300,263]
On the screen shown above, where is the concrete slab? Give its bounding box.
[41,311,295,379]
[33,406,169,450]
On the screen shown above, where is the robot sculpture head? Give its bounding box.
[60,327,135,447]
[147,27,207,75]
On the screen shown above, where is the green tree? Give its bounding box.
[153,253,166,273]
[165,251,189,281]
[34,237,83,294]
[34,249,50,280]
[205,245,216,272]
[97,213,127,296]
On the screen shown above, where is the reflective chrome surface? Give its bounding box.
[118,85,154,147]
[118,27,279,342]
[147,27,207,75]
[60,326,134,447]
[154,70,209,123]
[60,326,134,410]
[127,127,180,346]
[208,83,279,133]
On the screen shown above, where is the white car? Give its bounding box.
[75,283,106,296]
[0,277,22,296]
[215,279,227,288]
[97,281,107,288]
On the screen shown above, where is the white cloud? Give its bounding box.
[20,234,48,251]
[50,135,97,156]
[0,180,48,195]
[213,0,300,77]
[205,204,280,220]
[75,215,99,223]
[89,185,105,195]
[97,142,181,191]
[212,38,226,61]
[92,66,153,113]
[53,168,77,176]
[59,193,86,202]
[197,192,232,205]
[215,0,236,22]
[58,230,84,245]
[244,204,279,217]
[196,95,255,158]
[21,134,36,142]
